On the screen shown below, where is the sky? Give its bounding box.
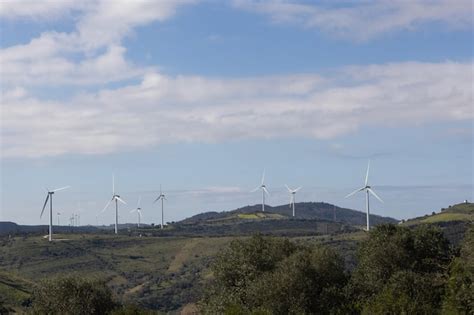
[0,0,472,226]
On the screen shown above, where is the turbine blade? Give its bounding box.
[116,197,127,205]
[285,184,291,192]
[153,196,160,203]
[261,169,265,185]
[365,160,370,186]
[112,174,115,195]
[99,199,112,214]
[52,186,70,192]
[250,186,260,193]
[137,196,141,207]
[345,187,365,198]
[294,186,302,192]
[262,187,269,195]
[40,194,50,218]
[368,188,384,203]
[130,208,137,213]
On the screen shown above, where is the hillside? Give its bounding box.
[404,202,473,225]
[0,222,100,236]
[180,202,398,227]
[0,270,32,312]
[403,202,473,245]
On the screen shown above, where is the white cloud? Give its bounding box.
[0,0,196,87]
[233,0,473,40]
[2,61,471,158]
[0,0,89,19]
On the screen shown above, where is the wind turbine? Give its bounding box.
[100,175,126,234]
[285,185,302,217]
[251,169,269,212]
[130,196,143,228]
[345,160,384,231]
[40,186,70,241]
[154,186,166,229]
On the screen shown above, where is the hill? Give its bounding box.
[403,202,473,245]
[180,202,397,227]
[0,222,101,236]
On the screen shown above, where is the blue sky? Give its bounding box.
[1,0,472,226]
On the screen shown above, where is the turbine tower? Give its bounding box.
[100,174,126,234]
[345,160,383,231]
[251,169,269,212]
[40,186,70,242]
[153,185,166,229]
[285,185,302,217]
[130,196,143,228]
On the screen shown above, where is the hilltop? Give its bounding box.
[180,202,397,226]
[404,202,473,225]
[1,202,397,238]
[402,202,473,245]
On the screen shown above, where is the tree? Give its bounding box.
[442,226,474,314]
[248,247,348,314]
[31,277,117,315]
[201,235,347,314]
[350,224,452,314]
[363,270,445,315]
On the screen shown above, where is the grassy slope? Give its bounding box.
[0,230,364,312]
[0,234,235,312]
[404,203,474,226]
[0,270,32,311]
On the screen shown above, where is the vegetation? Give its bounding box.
[404,202,473,226]
[349,224,452,314]
[442,226,473,314]
[0,203,471,313]
[31,277,117,314]
[201,224,472,315]
[201,235,347,314]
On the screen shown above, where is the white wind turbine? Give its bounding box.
[251,169,269,212]
[345,160,384,231]
[130,196,143,228]
[153,185,166,229]
[40,186,70,242]
[100,175,126,234]
[285,185,302,217]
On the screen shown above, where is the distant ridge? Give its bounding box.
[180,202,398,227]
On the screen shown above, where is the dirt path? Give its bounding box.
[167,239,200,273]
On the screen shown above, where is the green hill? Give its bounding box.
[404,202,473,225]
[403,202,473,246]
[180,202,397,226]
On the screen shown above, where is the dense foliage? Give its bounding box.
[31,277,117,315]
[350,224,453,314]
[202,225,473,315]
[442,226,473,314]
[201,235,348,314]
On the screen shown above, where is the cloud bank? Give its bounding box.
[2,61,471,158]
[1,1,472,159]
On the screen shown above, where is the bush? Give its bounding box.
[31,276,118,315]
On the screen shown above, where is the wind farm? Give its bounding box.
[1,1,472,314]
